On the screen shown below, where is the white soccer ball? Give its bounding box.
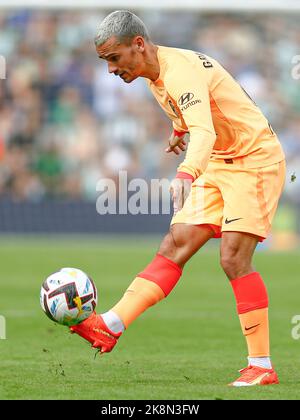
[40,267,98,326]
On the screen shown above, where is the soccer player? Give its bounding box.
[70,11,286,386]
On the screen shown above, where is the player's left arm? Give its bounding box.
[165,130,187,155]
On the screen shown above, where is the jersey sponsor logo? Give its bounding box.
[178,92,194,106]
[224,217,243,224]
[178,92,202,112]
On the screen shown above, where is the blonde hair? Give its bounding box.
[95,10,150,46]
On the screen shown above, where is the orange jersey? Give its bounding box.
[147,46,285,179]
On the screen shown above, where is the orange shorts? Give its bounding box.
[171,160,286,240]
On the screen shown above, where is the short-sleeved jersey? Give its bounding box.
[147,46,285,179]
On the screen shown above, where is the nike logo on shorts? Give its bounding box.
[224,217,243,224]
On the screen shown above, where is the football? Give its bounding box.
[40,267,98,326]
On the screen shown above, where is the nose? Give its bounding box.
[108,62,118,74]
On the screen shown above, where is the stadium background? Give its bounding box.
[1,0,300,401]
[0,1,299,248]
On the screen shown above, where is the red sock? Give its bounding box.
[111,254,182,328]
[230,272,268,314]
[138,253,182,297]
[230,272,270,357]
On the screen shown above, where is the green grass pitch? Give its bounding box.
[0,236,299,400]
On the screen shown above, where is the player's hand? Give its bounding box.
[165,132,187,155]
[169,178,192,215]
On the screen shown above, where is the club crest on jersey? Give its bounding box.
[178,92,202,111]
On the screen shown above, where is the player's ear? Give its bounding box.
[133,36,145,53]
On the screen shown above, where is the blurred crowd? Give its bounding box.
[0,10,299,224]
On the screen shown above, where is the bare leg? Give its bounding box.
[158,223,215,267]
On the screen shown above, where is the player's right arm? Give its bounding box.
[164,55,216,213]
[164,55,216,181]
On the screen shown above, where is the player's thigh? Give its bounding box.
[219,161,286,239]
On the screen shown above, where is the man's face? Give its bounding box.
[96,36,144,83]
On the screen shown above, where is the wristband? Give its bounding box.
[176,172,195,182]
[173,130,188,138]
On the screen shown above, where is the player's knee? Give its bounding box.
[158,233,175,256]
[220,249,250,279]
[158,225,191,264]
[159,224,212,267]
[159,232,183,258]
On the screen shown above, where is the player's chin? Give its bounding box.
[122,74,137,83]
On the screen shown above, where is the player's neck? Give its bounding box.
[140,43,160,82]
